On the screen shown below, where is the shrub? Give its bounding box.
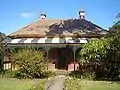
[68,70,82,78]
[0,70,17,78]
[42,71,56,78]
[0,45,2,71]
[68,70,95,80]
[13,47,47,78]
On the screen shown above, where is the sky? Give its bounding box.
[0,0,120,35]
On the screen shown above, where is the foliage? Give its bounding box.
[0,32,6,43]
[0,45,2,71]
[108,24,120,52]
[110,13,120,52]
[68,70,95,80]
[78,15,120,80]
[0,33,2,70]
[64,77,81,90]
[41,70,56,78]
[0,32,5,71]
[78,36,120,80]
[79,37,110,64]
[68,70,82,78]
[0,70,17,78]
[30,80,46,90]
[64,77,120,90]
[105,24,120,80]
[13,47,47,78]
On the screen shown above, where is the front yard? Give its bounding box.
[1,75,120,90]
[64,77,120,90]
[0,77,46,90]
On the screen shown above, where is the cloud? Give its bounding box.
[20,12,33,18]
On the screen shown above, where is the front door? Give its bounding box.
[57,48,67,69]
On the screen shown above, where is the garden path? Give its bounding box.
[46,75,65,90]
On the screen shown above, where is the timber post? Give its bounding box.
[45,46,50,70]
[72,46,79,71]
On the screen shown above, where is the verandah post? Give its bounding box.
[46,50,49,70]
[45,47,50,70]
[73,49,75,71]
[73,46,78,71]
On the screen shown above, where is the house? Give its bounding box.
[2,9,107,71]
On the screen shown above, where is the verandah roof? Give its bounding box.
[4,37,88,44]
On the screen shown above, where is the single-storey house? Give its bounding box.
[2,9,107,71]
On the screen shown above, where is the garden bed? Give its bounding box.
[64,77,120,90]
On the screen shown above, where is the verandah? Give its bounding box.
[1,43,82,71]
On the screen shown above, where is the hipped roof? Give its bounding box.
[9,19,107,38]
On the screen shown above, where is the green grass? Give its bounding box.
[0,77,46,90]
[64,77,120,90]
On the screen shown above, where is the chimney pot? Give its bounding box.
[79,9,85,19]
[40,12,46,19]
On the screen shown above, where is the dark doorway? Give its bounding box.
[57,48,67,69]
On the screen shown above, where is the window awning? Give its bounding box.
[3,37,88,44]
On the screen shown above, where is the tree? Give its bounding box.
[107,14,120,63]
[79,37,110,65]
[78,13,120,80]
[78,37,111,78]
[105,18,120,80]
[0,32,6,43]
[0,32,6,71]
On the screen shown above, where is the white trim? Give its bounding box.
[79,38,87,43]
[37,37,47,43]
[65,37,73,43]
[24,38,34,43]
[52,37,59,43]
[11,39,21,43]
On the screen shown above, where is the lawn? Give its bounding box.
[0,77,46,90]
[64,77,120,90]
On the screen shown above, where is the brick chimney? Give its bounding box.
[79,9,85,19]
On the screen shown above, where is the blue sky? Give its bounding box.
[0,0,120,35]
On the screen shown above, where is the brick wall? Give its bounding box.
[48,48,79,71]
[68,63,79,71]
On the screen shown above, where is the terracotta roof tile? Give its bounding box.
[9,19,107,38]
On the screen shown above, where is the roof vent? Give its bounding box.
[79,9,85,19]
[40,13,46,19]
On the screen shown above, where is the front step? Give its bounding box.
[55,70,70,75]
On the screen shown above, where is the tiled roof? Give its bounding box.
[9,19,107,38]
